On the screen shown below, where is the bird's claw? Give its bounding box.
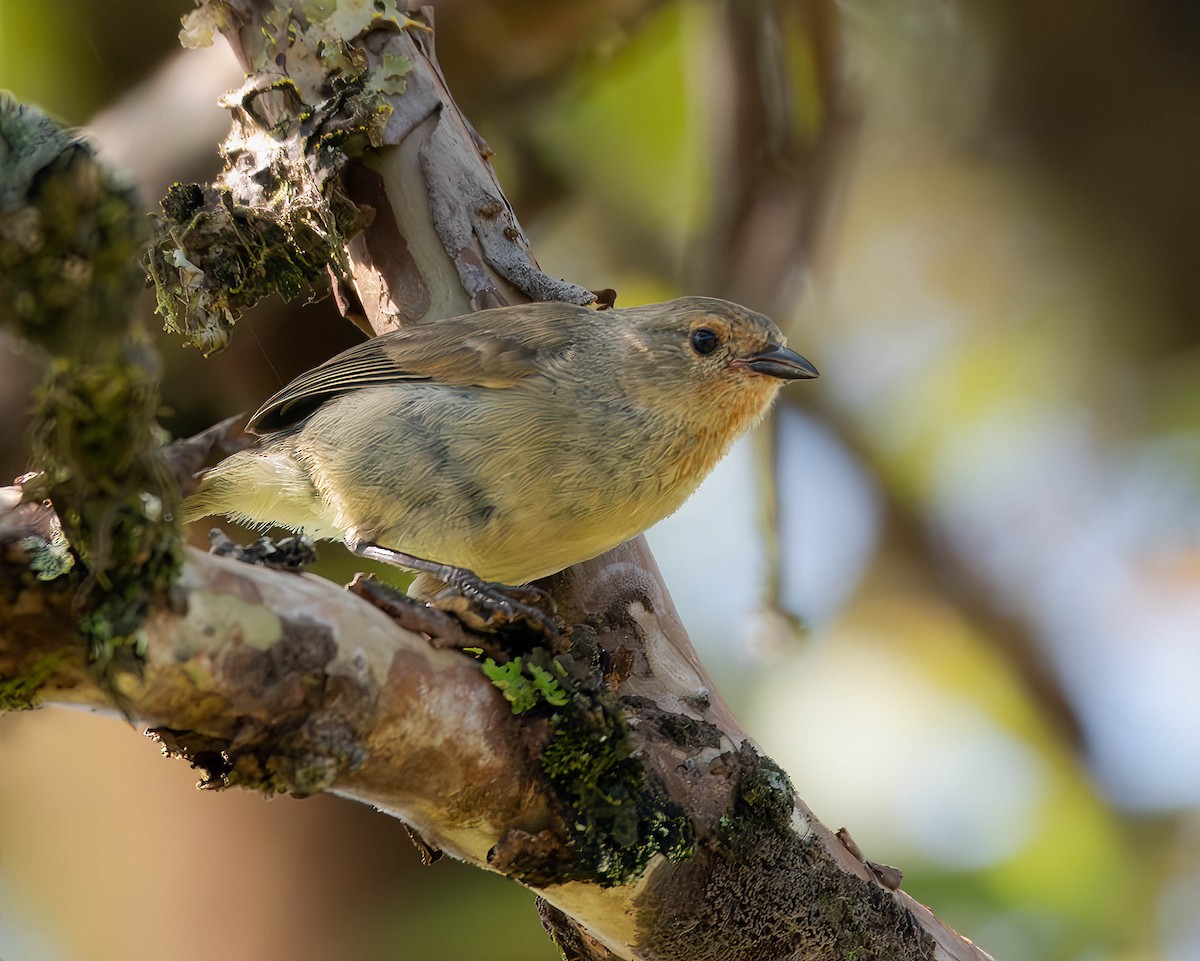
[432,576,557,637]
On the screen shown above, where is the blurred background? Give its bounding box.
[2,1,1199,959]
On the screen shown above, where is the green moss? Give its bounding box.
[30,350,183,661]
[1,95,182,666]
[20,529,75,581]
[0,95,145,355]
[486,646,694,887]
[146,180,351,353]
[482,656,569,714]
[715,746,797,852]
[645,743,935,961]
[0,652,66,711]
[734,752,795,826]
[541,699,694,885]
[145,26,398,354]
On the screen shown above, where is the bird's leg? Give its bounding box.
[350,542,556,635]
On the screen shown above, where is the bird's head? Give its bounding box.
[613,296,818,423]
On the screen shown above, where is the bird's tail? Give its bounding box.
[181,450,325,534]
[180,456,252,524]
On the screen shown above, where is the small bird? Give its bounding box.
[183,296,817,601]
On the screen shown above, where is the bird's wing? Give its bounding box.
[248,302,589,433]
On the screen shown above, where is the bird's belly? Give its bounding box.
[410,478,691,584]
[298,386,698,584]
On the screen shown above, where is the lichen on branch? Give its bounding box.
[157,0,594,345]
[0,94,181,670]
[147,2,431,352]
[483,643,694,889]
[0,96,144,351]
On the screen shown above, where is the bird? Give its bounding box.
[182,296,818,606]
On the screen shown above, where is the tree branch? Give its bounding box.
[1,492,991,960]
[0,2,997,958]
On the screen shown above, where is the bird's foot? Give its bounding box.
[352,542,557,637]
[430,575,557,637]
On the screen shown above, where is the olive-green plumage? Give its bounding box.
[183,296,817,584]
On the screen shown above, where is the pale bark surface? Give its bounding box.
[0,3,996,959]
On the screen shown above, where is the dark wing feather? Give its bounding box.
[248,339,432,432]
[248,303,589,433]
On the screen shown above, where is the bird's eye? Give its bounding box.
[690,328,720,356]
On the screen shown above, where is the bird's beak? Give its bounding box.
[742,343,819,380]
